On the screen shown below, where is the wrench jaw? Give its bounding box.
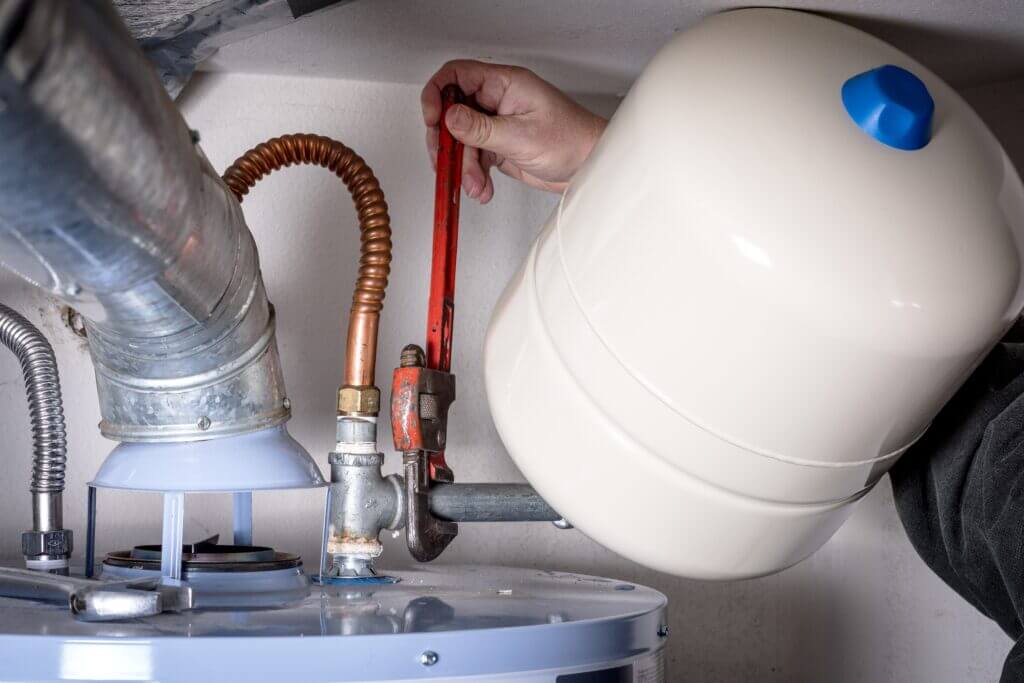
[0,567,194,622]
[153,581,196,614]
[70,588,162,622]
[71,579,194,622]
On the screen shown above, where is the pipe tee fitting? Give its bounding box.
[325,418,405,576]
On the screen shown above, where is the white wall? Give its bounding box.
[0,71,1020,681]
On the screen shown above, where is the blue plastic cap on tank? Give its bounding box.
[841,64,934,150]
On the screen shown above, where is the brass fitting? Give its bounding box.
[337,385,381,416]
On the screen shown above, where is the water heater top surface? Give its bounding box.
[484,8,1024,579]
[0,565,667,682]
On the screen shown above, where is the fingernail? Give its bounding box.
[446,105,470,132]
[464,177,479,197]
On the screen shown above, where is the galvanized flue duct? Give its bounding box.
[114,0,353,98]
[0,0,290,442]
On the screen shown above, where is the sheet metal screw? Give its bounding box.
[61,306,88,338]
[658,625,670,638]
[419,650,439,666]
[197,416,211,431]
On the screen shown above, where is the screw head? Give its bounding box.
[62,306,88,338]
[282,397,291,410]
[657,625,670,638]
[197,416,211,431]
[419,650,439,666]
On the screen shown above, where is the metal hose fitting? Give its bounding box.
[0,303,72,569]
[222,133,393,410]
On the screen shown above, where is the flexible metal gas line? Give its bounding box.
[222,134,392,409]
[0,303,72,568]
[0,305,67,497]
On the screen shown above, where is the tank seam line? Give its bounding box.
[551,193,921,470]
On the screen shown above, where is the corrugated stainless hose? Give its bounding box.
[0,303,71,570]
[0,304,67,495]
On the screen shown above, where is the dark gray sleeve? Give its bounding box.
[890,336,1024,683]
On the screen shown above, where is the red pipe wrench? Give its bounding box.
[424,84,466,480]
[390,84,467,560]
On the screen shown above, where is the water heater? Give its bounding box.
[485,8,1024,579]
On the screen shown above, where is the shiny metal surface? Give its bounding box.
[0,0,290,442]
[0,567,193,622]
[328,555,380,579]
[20,528,72,561]
[0,305,67,497]
[0,303,72,564]
[0,565,668,682]
[30,493,62,535]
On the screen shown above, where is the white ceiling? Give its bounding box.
[203,0,1024,95]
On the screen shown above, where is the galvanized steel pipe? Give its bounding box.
[428,484,560,523]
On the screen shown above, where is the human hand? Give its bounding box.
[421,60,607,203]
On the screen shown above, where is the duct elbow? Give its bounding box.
[0,0,290,442]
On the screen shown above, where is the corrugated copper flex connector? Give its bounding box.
[222,134,392,415]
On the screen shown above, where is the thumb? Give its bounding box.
[445,104,521,159]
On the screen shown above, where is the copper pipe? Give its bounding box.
[222,133,392,390]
